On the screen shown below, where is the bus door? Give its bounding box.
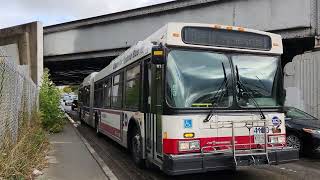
[89,82,95,127]
[145,61,163,164]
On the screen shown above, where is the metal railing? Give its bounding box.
[0,48,38,143]
[200,119,286,166]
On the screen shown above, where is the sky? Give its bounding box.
[0,0,173,28]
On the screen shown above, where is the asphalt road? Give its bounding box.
[63,105,320,180]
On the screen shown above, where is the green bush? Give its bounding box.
[39,69,66,133]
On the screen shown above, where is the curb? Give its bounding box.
[65,113,119,180]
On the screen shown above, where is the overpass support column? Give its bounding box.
[0,22,43,85]
[317,0,320,36]
[315,0,320,47]
[315,36,320,48]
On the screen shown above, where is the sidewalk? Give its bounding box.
[37,122,108,180]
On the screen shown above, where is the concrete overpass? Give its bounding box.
[44,0,320,85]
[0,22,43,85]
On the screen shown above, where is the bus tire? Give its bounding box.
[95,114,102,137]
[79,109,84,124]
[130,126,145,168]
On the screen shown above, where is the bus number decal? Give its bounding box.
[253,127,269,134]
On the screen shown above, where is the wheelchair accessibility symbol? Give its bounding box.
[184,119,192,129]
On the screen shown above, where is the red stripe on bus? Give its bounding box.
[99,122,121,138]
[94,108,122,115]
[163,135,286,155]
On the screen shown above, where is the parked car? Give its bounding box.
[71,100,78,111]
[65,98,73,106]
[284,107,320,154]
[63,94,70,102]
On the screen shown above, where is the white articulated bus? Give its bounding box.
[78,22,298,175]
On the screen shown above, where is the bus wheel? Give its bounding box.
[79,109,84,124]
[95,114,101,136]
[131,126,144,167]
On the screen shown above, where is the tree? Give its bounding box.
[70,85,79,94]
[63,86,72,94]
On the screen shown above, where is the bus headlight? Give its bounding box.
[269,135,286,144]
[178,140,200,151]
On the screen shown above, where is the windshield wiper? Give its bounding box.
[203,62,228,122]
[236,66,266,119]
[255,75,268,91]
[216,62,229,105]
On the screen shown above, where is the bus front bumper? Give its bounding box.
[162,148,299,175]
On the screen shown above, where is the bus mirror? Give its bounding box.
[151,47,165,64]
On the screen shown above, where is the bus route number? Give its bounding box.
[253,127,269,134]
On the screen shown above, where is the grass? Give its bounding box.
[0,112,50,180]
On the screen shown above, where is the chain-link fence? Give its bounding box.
[0,48,38,143]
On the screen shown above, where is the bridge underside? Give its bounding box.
[45,56,115,86]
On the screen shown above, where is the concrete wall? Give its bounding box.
[44,0,313,57]
[0,22,43,85]
[0,44,20,64]
[284,51,320,118]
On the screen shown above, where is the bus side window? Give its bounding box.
[94,82,103,108]
[103,78,111,108]
[85,86,90,107]
[87,86,90,107]
[111,72,124,108]
[124,64,141,110]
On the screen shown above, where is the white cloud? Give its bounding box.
[0,0,173,28]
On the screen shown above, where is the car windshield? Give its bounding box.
[166,50,232,108]
[285,108,316,120]
[233,55,283,107]
[166,50,283,109]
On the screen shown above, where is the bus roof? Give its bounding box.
[93,26,166,82]
[80,72,98,87]
[94,22,283,82]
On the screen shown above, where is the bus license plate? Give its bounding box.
[253,127,266,144]
[254,134,265,144]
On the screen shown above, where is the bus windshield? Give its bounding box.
[165,49,283,109]
[234,55,282,108]
[166,50,233,108]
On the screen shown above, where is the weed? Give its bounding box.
[0,112,49,179]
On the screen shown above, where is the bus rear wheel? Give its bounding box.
[79,109,84,124]
[95,114,102,136]
[130,126,144,167]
